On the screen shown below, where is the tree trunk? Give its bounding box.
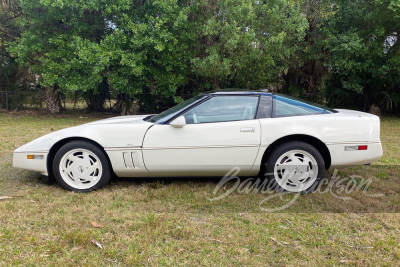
[86,92,106,112]
[121,100,138,115]
[44,85,62,113]
[114,94,138,115]
[212,77,221,89]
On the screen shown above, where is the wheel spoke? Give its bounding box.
[83,151,92,167]
[287,171,300,185]
[282,153,293,164]
[305,168,314,180]
[64,164,74,173]
[88,162,100,176]
[67,154,80,163]
[293,155,305,166]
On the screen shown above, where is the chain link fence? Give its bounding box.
[0,91,46,110]
[0,90,197,113]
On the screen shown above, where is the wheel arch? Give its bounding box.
[47,137,111,179]
[260,134,331,171]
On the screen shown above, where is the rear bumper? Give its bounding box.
[13,151,49,175]
[328,142,383,168]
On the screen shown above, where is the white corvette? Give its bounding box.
[13,91,383,193]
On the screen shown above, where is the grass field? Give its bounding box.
[0,110,399,266]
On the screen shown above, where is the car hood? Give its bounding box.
[86,115,151,125]
[14,115,154,153]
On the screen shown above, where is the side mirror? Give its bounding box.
[170,116,186,128]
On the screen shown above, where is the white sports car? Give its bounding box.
[13,91,383,193]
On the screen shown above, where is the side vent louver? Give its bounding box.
[123,152,135,169]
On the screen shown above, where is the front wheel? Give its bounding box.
[263,141,325,193]
[53,141,111,192]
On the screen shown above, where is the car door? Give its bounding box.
[142,95,261,175]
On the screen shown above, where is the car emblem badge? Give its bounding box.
[79,166,85,173]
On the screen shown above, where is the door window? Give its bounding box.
[183,96,259,124]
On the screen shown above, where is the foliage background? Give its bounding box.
[1,0,400,114]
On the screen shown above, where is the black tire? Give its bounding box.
[53,140,111,192]
[262,141,325,193]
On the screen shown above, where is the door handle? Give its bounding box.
[240,127,255,132]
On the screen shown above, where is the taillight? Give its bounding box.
[345,145,368,151]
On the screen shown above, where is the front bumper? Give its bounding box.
[13,151,49,175]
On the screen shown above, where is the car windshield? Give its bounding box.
[146,95,206,123]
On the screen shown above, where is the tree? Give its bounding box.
[9,0,193,113]
[189,0,308,91]
[9,0,309,113]
[0,0,35,109]
[282,0,335,103]
[9,0,110,112]
[323,0,400,112]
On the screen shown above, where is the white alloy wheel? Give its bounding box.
[273,149,318,193]
[59,148,103,190]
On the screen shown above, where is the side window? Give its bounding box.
[183,96,259,124]
[273,95,328,118]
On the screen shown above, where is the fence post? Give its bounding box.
[5,91,8,110]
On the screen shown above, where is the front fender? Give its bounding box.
[14,122,153,153]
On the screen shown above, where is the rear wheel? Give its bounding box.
[53,141,111,192]
[263,141,325,193]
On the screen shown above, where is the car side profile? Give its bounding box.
[13,90,383,193]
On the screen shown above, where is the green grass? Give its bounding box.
[0,110,399,266]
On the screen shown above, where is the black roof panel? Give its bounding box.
[202,88,272,96]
